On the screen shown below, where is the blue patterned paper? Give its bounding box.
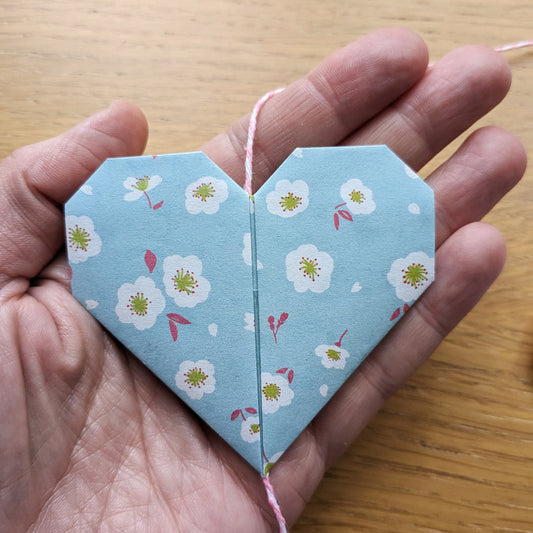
[65,146,434,473]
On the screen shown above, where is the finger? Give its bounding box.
[36,251,71,288]
[0,101,148,291]
[273,222,506,524]
[428,126,526,246]
[345,46,512,170]
[201,28,429,190]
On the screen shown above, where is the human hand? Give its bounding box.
[0,28,526,532]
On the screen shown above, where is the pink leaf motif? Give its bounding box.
[403,303,410,313]
[169,320,178,341]
[167,313,191,325]
[390,307,401,321]
[151,154,158,159]
[144,250,157,273]
[153,200,164,210]
[333,212,340,231]
[245,407,258,415]
[288,369,294,384]
[230,409,241,421]
[338,209,353,221]
[276,368,288,374]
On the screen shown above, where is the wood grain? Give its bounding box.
[1,1,532,530]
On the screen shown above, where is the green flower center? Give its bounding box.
[264,462,274,476]
[402,263,429,288]
[349,189,365,204]
[249,423,260,434]
[173,269,198,294]
[299,256,320,281]
[279,192,302,212]
[326,348,341,361]
[68,225,91,252]
[263,382,281,401]
[184,367,208,388]
[193,182,215,202]
[127,292,150,316]
[133,176,150,192]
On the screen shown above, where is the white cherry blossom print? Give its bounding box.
[115,276,165,330]
[387,251,435,302]
[340,178,376,215]
[123,175,163,210]
[286,244,334,293]
[123,175,162,201]
[242,233,263,269]
[315,329,350,369]
[266,179,309,218]
[240,416,261,443]
[244,312,255,332]
[163,255,211,308]
[315,344,350,369]
[315,330,350,368]
[175,360,216,400]
[261,372,294,414]
[66,215,102,264]
[185,176,228,214]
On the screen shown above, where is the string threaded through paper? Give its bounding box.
[244,87,287,532]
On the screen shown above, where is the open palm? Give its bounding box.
[0,29,526,532]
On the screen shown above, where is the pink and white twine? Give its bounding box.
[243,86,288,531]
[244,88,284,195]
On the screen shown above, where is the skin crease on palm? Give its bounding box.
[0,28,527,532]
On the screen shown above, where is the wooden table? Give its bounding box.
[1,1,532,530]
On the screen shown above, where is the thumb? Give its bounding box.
[0,101,148,290]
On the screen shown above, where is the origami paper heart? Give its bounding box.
[65,146,434,473]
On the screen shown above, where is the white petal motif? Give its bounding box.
[351,282,362,293]
[175,359,216,400]
[240,416,261,443]
[404,164,420,179]
[163,255,211,308]
[85,299,99,310]
[408,203,421,215]
[244,312,255,332]
[185,177,228,215]
[66,215,102,264]
[315,344,350,369]
[266,179,309,218]
[242,233,263,269]
[340,179,376,215]
[261,372,294,414]
[123,175,162,201]
[286,244,333,293]
[387,251,435,302]
[115,276,165,330]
